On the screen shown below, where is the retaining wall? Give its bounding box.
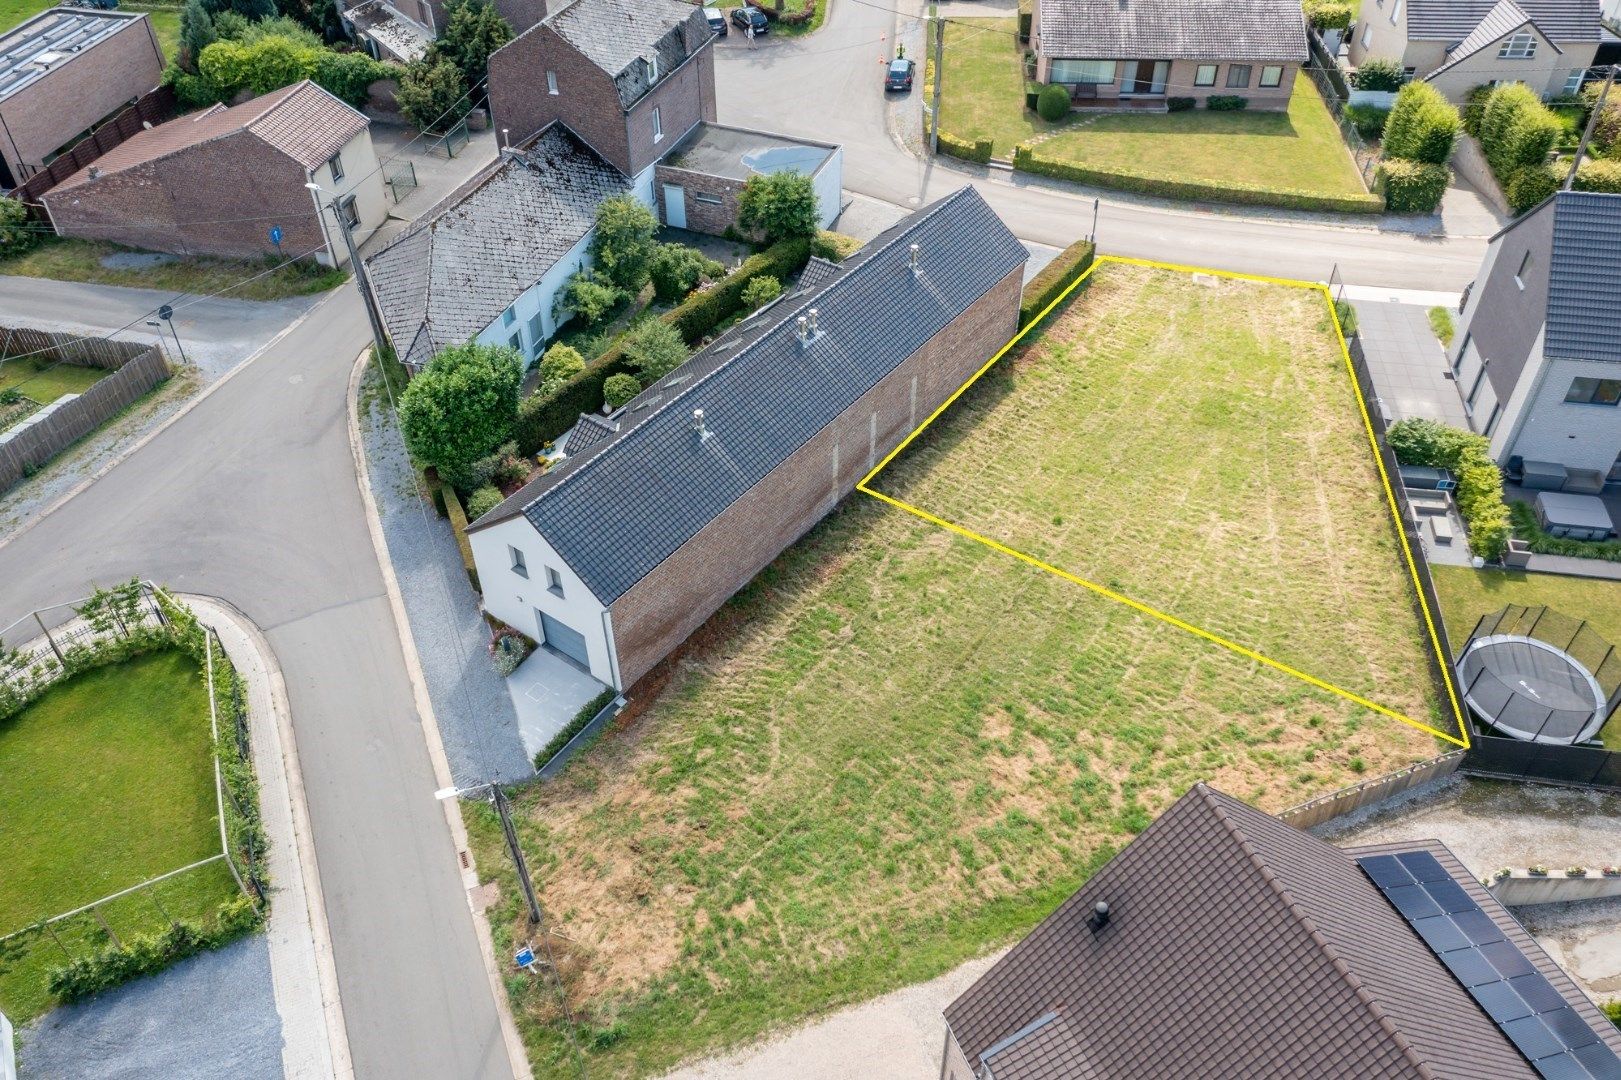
[1281,751,1466,829]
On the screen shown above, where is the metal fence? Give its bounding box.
[1304,63,1382,188]
[385,159,419,204]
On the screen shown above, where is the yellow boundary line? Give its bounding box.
[856,254,1471,749]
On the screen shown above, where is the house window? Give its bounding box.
[502,305,516,327]
[546,70,558,95]
[1514,250,1531,289]
[1453,331,1470,373]
[327,151,344,182]
[1565,377,1621,406]
[1361,23,1372,48]
[509,546,528,577]
[1226,64,1251,88]
[527,310,545,348]
[1498,33,1536,59]
[1483,401,1502,436]
[1389,0,1401,22]
[545,566,564,595]
[338,193,359,228]
[1050,59,1116,84]
[508,332,521,352]
[694,192,724,205]
[647,54,659,82]
[1563,69,1585,95]
[1468,362,1488,406]
[1194,64,1218,87]
[652,106,663,142]
[1260,65,1283,88]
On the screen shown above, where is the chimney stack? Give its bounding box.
[908,242,920,276]
[807,308,819,336]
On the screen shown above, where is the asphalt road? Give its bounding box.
[0,289,513,1080]
[714,0,1490,290]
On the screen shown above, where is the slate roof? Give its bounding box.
[472,187,1027,604]
[943,784,1621,1080]
[1545,191,1621,362]
[365,124,627,369]
[1406,0,1599,42]
[544,0,709,109]
[1037,0,1307,62]
[51,81,368,192]
[1427,0,1559,80]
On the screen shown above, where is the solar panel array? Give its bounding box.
[1358,851,1621,1080]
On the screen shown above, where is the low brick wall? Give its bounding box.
[1487,872,1621,906]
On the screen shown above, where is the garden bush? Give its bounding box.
[1353,58,1404,92]
[1018,237,1095,328]
[740,274,782,311]
[1167,97,1196,112]
[648,243,723,304]
[1387,418,1510,559]
[1573,158,1621,193]
[395,56,471,132]
[398,342,521,481]
[555,269,623,326]
[49,897,262,1003]
[537,343,585,393]
[1302,0,1354,28]
[1381,82,1461,164]
[0,196,38,255]
[1506,164,1560,214]
[467,484,503,519]
[442,485,480,591]
[534,688,617,771]
[938,131,994,163]
[1590,100,1621,151]
[1479,84,1560,179]
[621,318,689,382]
[602,373,642,408]
[1036,83,1070,122]
[1344,104,1390,139]
[1206,95,1248,111]
[1376,158,1450,213]
[1461,84,1491,136]
[591,196,660,293]
[810,231,861,262]
[737,171,820,243]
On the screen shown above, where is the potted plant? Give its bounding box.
[1529,865,1550,877]
[1565,866,1589,877]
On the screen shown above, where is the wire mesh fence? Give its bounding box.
[1304,63,1383,188]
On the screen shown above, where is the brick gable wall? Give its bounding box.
[624,43,716,176]
[608,266,1023,688]
[489,25,631,168]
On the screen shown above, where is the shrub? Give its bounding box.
[398,341,522,479]
[602,373,642,408]
[1354,58,1404,92]
[1381,82,1461,164]
[442,484,480,590]
[1508,501,1621,562]
[48,898,262,1002]
[1479,83,1560,179]
[1344,104,1390,139]
[740,274,782,311]
[490,631,528,675]
[1591,101,1621,151]
[1036,83,1070,122]
[591,195,660,293]
[1166,96,1196,113]
[1018,237,1095,328]
[311,50,393,108]
[179,0,216,69]
[0,196,38,255]
[1377,158,1450,213]
[665,235,812,342]
[395,56,471,132]
[467,484,503,519]
[1017,9,1031,38]
[555,270,623,326]
[1461,84,1492,136]
[811,231,862,262]
[1605,1000,1621,1032]
[938,131,993,163]
[648,243,723,304]
[1302,0,1354,29]
[621,318,688,382]
[1506,163,1559,214]
[1573,158,1621,193]
[737,171,820,244]
[537,343,585,393]
[1387,418,1509,560]
[1206,95,1248,111]
[535,688,617,770]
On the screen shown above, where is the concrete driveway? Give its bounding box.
[1351,299,1468,427]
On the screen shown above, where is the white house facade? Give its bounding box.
[308,127,389,266]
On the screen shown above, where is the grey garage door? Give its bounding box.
[538,611,590,668]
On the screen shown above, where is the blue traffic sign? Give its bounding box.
[268,225,283,247]
[514,945,535,968]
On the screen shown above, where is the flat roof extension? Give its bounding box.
[663,122,836,182]
[0,7,144,103]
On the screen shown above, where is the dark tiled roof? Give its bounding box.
[364,124,626,369]
[943,784,1599,1080]
[797,255,844,290]
[545,0,708,108]
[1038,0,1307,62]
[563,411,620,453]
[1407,0,1600,42]
[1545,191,1621,362]
[1428,0,1559,79]
[474,187,1027,603]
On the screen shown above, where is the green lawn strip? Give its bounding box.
[1428,305,1455,346]
[0,238,347,302]
[0,357,110,404]
[0,0,48,32]
[1431,566,1621,749]
[933,18,1061,157]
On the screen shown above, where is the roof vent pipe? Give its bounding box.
[692,408,706,437]
[502,127,510,148]
[909,242,919,276]
[796,315,809,345]
[1088,901,1110,933]
[807,308,819,336]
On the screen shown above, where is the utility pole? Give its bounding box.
[306,182,390,362]
[1565,65,1616,191]
[493,783,542,924]
[929,2,944,156]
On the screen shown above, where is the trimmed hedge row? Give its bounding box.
[49,897,262,1002]
[1381,82,1460,165]
[938,131,994,164]
[1387,418,1510,560]
[515,237,814,453]
[444,484,480,592]
[535,687,618,771]
[1011,144,1385,213]
[1018,237,1096,328]
[1377,158,1450,213]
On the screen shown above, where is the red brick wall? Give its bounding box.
[609,266,1024,687]
[652,163,752,236]
[44,130,327,261]
[489,25,632,169]
[0,14,164,182]
[625,47,715,176]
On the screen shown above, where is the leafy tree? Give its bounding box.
[1353,58,1404,92]
[739,274,781,311]
[555,270,623,325]
[1301,0,1353,29]
[648,243,723,303]
[537,343,585,393]
[467,484,503,519]
[590,196,660,293]
[0,194,40,256]
[203,0,275,22]
[398,342,522,478]
[736,172,819,244]
[602,373,643,408]
[236,14,322,44]
[1036,82,1069,121]
[1381,82,1460,165]
[621,319,688,383]
[312,50,393,107]
[436,0,512,104]
[1506,164,1559,214]
[211,9,250,38]
[179,0,217,72]
[395,56,472,133]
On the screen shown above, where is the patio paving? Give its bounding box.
[505,646,606,761]
[1353,299,1468,428]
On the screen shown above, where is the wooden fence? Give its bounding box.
[0,330,170,493]
[9,86,179,214]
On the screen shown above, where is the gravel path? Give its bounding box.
[358,362,532,787]
[18,934,280,1080]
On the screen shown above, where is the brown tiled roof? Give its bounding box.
[943,784,1597,1080]
[52,80,368,191]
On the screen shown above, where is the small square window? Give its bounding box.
[327,151,344,182]
[1194,64,1217,87]
[509,546,528,577]
[508,331,521,352]
[545,566,564,595]
[1226,64,1251,89]
[1361,23,1372,48]
[1260,65,1282,88]
[502,305,516,326]
[546,70,558,95]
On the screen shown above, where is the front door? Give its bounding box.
[538,610,590,669]
[1124,60,1169,95]
[663,184,687,229]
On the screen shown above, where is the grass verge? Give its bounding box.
[0,357,109,404]
[0,238,347,302]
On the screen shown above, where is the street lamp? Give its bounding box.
[436,781,542,924]
[145,303,188,366]
[305,182,390,363]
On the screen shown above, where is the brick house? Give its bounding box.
[42,82,387,266]
[653,123,841,237]
[1032,0,1307,110]
[466,187,1026,688]
[944,783,1621,1079]
[0,8,164,190]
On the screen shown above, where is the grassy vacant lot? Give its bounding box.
[472,265,1441,1078]
[1432,566,1621,749]
[0,238,347,301]
[0,650,237,1019]
[0,356,110,404]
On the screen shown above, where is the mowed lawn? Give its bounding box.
[472,267,1441,1078]
[1432,566,1621,749]
[0,650,237,1019]
[0,356,110,404]
[1,0,179,58]
[933,18,1064,157]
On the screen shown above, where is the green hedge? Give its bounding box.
[1206,95,1248,111]
[1509,501,1621,562]
[1018,237,1096,328]
[1573,158,1621,193]
[49,897,262,1002]
[1506,164,1560,214]
[1479,84,1561,189]
[444,485,481,592]
[516,237,813,453]
[1012,144,1384,213]
[535,688,617,771]
[938,131,994,164]
[1387,418,1510,560]
[1381,82,1460,165]
[1377,158,1450,213]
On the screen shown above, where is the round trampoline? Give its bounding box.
[1454,606,1621,745]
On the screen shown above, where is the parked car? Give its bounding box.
[704,5,727,35]
[885,57,915,92]
[730,5,769,33]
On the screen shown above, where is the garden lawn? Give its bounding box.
[0,356,110,404]
[0,238,347,301]
[470,265,1441,1079]
[1432,566,1621,749]
[933,18,1059,157]
[0,650,238,1020]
